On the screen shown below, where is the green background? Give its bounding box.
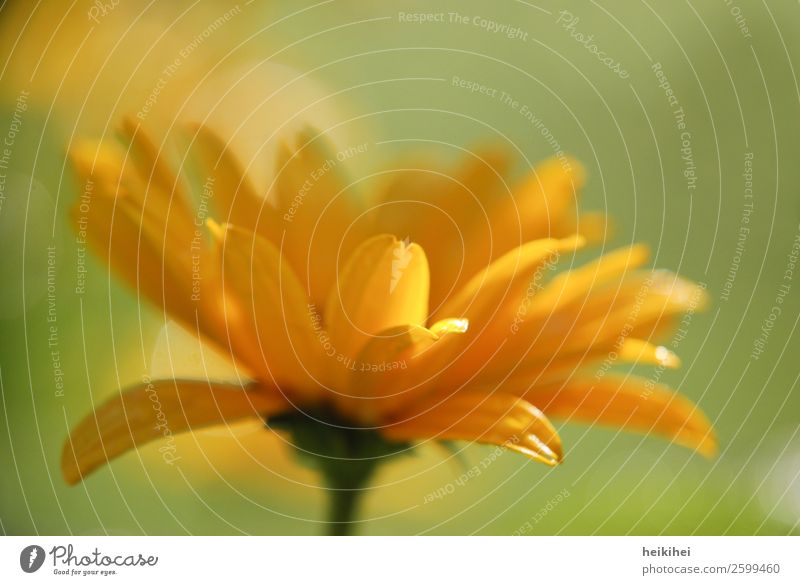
[1,0,799,535]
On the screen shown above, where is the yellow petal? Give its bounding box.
[71,186,227,355]
[62,380,287,485]
[435,236,584,324]
[384,392,563,466]
[429,317,470,336]
[324,234,429,383]
[573,272,709,345]
[219,226,327,398]
[270,127,365,307]
[372,146,512,309]
[527,375,717,457]
[339,324,438,422]
[69,139,125,194]
[576,211,613,244]
[619,339,681,368]
[489,156,585,257]
[339,319,469,422]
[187,124,283,238]
[431,237,582,387]
[480,338,680,392]
[119,117,194,222]
[529,244,650,317]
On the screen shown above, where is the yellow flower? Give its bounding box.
[63,120,716,532]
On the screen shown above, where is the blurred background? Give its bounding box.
[1,0,799,535]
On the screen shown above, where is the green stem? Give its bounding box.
[326,486,361,536]
[266,410,409,536]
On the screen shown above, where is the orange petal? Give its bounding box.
[324,234,429,385]
[218,225,327,398]
[489,156,585,256]
[270,127,365,307]
[526,375,717,457]
[187,124,283,238]
[62,380,287,485]
[384,392,563,466]
[372,146,512,309]
[341,320,469,422]
[435,236,583,324]
[432,237,582,387]
[119,117,194,223]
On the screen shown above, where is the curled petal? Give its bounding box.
[384,392,563,466]
[342,320,469,422]
[62,380,287,485]
[526,375,717,457]
[324,234,430,385]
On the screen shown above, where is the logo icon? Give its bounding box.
[20,545,45,573]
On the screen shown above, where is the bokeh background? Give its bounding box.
[1,0,799,535]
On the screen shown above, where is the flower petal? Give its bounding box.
[431,237,583,388]
[525,375,717,457]
[340,320,469,422]
[336,324,438,422]
[489,156,585,255]
[435,236,584,324]
[218,225,327,398]
[373,146,512,308]
[489,269,705,384]
[618,339,681,368]
[187,124,283,238]
[324,234,430,384]
[69,135,231,357]
[384,392,563,466]
[529,244,650,317]
[119,117,194,223]
[62,380,287,485]
[270,127,365,307]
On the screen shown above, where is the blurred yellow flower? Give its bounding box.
[62,119,716,533]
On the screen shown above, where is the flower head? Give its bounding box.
[63,120,716,532]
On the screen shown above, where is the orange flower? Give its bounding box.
[63,120,716,533]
